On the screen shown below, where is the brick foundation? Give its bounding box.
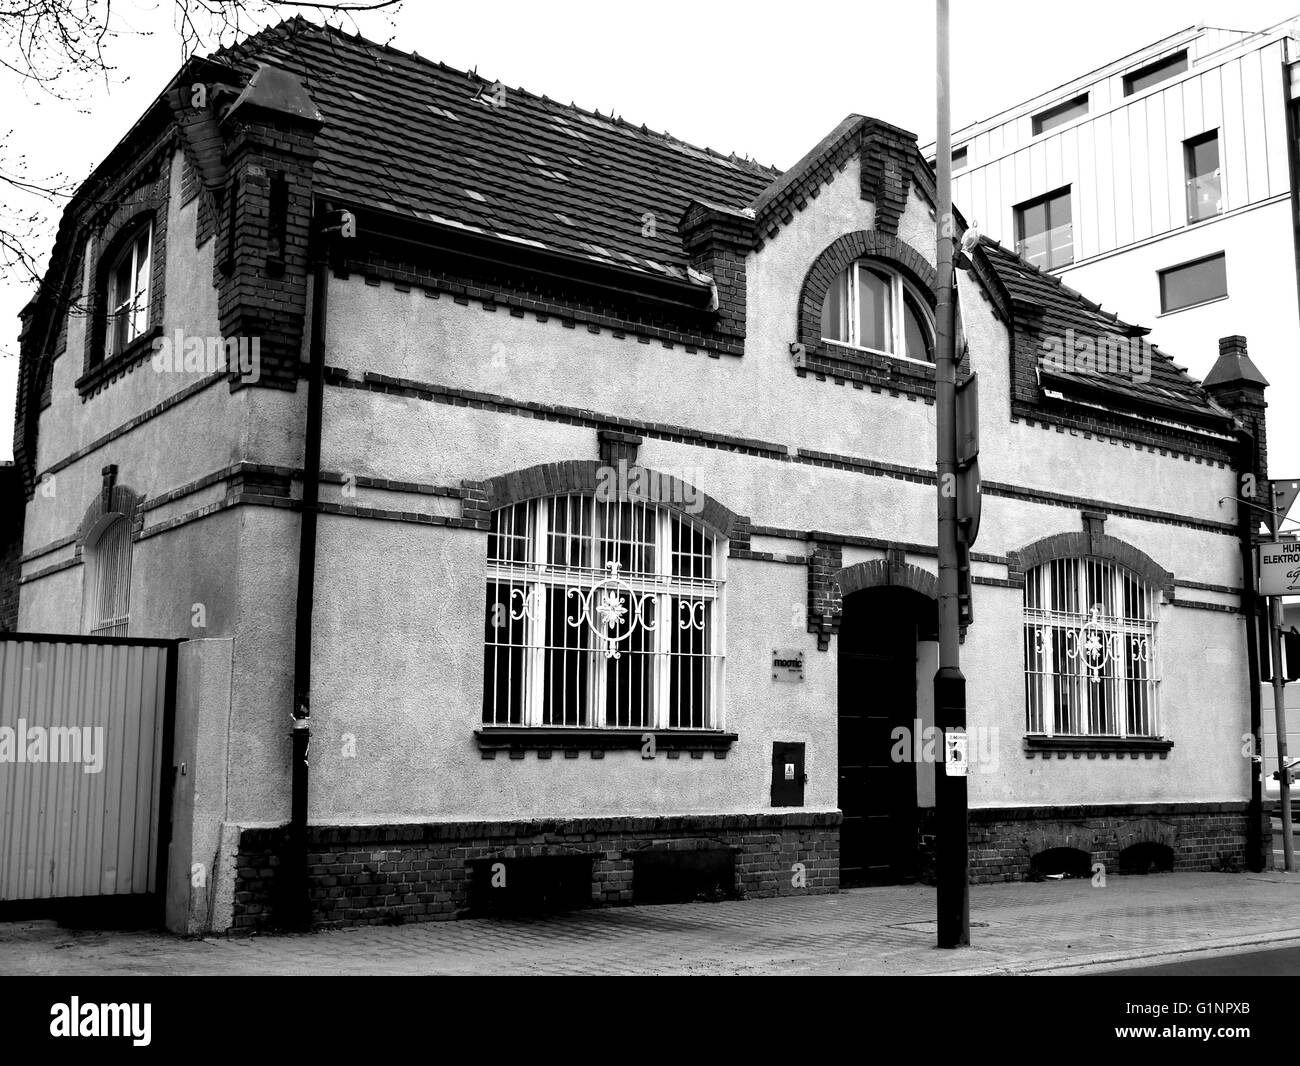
[948,802,1265,883]
[232,811,841,932]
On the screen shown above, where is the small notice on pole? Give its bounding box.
[945,730,968,777]
[1258,541,1300,597]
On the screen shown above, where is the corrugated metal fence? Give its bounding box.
[0,635,176,902]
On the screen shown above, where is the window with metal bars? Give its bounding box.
[81,515,132,637]
[1023,558,1159,738]
[483,494,723,730]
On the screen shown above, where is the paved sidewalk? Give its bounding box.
[2,871,1300,976]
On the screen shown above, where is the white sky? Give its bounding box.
[3,0,1298,470]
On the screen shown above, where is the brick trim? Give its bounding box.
[337,259,742,359]
[79,150,171,398]
[1007,531,1176,601]
[75,475,146,561]
[329,371,1238,538]
[475,460,750,543]
[795,231,941,399]
[835,556,939,601]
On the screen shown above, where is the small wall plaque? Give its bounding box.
[772,649,805,682]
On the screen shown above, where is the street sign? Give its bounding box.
[1258,540,1300,596]
[956,373,979,465]
[956,373,981,547]
[1268,479,1300,535]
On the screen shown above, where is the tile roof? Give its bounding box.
[977,238,1227,423]
[213,19,1224,425]
[215,18,776,285]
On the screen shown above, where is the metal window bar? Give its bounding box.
[484,493,722,729]
[1023,558,1158,738]
[84,516,132,638]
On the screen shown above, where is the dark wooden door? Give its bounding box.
[838,593,918,886]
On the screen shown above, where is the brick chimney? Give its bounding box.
[1203,334,1270,477]
[216,64,323,391]
[679,200,755,345]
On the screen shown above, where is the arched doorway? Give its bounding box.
[837,585,938,886]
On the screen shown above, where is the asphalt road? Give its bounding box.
[1105,945,1300,976]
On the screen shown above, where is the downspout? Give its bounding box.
[1238,426,1265,871]
[281,199,335,929]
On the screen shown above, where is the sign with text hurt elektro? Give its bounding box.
[772,649,805,681]
[1258,540,1300,596]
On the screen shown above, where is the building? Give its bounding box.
[931,18,1300,471]
[7,18,1271,933]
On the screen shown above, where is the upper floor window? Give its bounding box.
[82,514,132,637]
[1015,187,1073,270]
[1023,558,1159,739]
[1158,251,1227,312]
[104,220,153,362]
[820,261,934,363]
[951,146,968,172]
[484,493,722,731]
[1032,93,1089,136]
[1123,50,1187,96]
[1184,130,1222,223]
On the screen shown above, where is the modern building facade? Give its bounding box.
[8,18,1273,932]
[932,18,1300,467]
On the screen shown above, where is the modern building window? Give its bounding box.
[1158,252,1227,312]
[820,261,935,362]
[1184,130,1222,222]
[484,493,722,730]
[1123,50,1188,96]
[103,220,153,362]
[1031,93,1089,136]
[1023,558,1159,739]
[952,146,968,172]
[1015,187,1073,269]
[81,514,132,637]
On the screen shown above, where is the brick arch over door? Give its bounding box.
[474,460,750,542]
[834,558,938,602]
[797,231,938,353]
[1008,532,1176,602]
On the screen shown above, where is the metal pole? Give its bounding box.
[1271,594,1294,871]
[935,0,970,948]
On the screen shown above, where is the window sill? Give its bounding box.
[76,325,163,398]
[1157,293,1229,318]
[475,728,737,756]
[1024,735,1173,759]
[821,339,936,370]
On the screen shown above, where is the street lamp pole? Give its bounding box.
[935,0,970,948]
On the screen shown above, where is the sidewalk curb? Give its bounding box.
[941,929,1300,976]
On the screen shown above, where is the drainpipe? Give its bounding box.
[1238,427,1265,871]
[280,200,337,930]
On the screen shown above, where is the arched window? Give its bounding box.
[1023,558,1160,738]
[82,514,133,637]
[483,493,722,730]
[104,220,153,361]
[820,261,934,363]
